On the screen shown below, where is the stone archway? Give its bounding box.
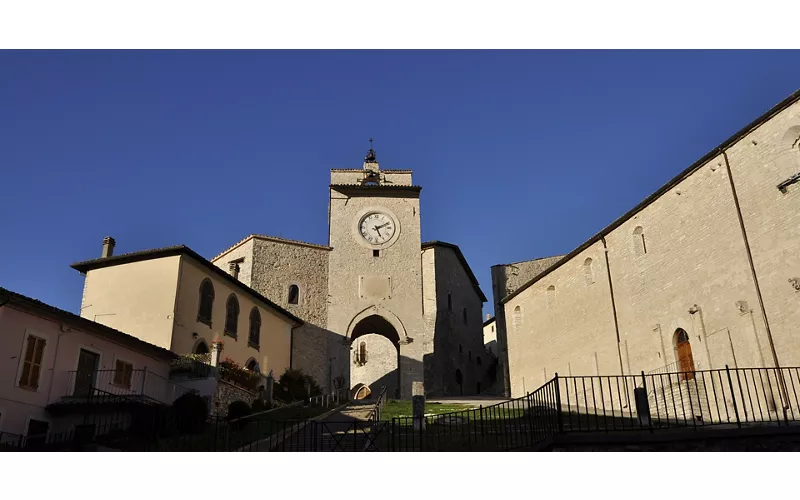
[349,314,401,399]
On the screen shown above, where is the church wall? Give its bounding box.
[505,242,618,396]
[605,152,765,377]
[78,256,181,350]
[491,255,563,396]
[327,187,425,399]
[503,96,800,398]
[726,98,800,367]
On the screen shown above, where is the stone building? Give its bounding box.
[493,89,800,398]
[483,315,497,356]
[205,148,488,399]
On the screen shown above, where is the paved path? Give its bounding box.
[271,399,380,452]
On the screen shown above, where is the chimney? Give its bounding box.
[101,237,116,258]
[229,262,240,279]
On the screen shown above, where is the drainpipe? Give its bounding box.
[721,148,789,412]
[601,236,626,376]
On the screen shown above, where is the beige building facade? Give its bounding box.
[212,149,488,399]
[72,244,301,379]
[493,90,800,397]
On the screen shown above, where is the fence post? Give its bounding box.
[554,373,563,434]
[725,365,741,428]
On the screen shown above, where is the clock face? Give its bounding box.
[359,212,396,245]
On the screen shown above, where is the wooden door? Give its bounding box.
[73,349,100,397]
[677,341,695,381]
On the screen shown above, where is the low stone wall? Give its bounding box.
[211,380,259,417]
[539,426,800,452]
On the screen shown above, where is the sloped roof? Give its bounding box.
[70,246,304,326]
[422,241,488,302]
[0,287,177,361]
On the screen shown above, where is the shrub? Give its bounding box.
[276,369,322,403]
[227,400,252,422]
[251,399,271,413]
[171,392,209,434]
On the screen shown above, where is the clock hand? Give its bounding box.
[373,225,382,238]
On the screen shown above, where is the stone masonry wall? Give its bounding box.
[430,245,487,396]
[491,255,563,396]
[502,95,800,398]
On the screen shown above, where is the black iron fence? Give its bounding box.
[389,378,560,451]
[57,369,194,405]
[388,366,800,451]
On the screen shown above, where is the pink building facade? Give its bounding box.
[0,288,183,444]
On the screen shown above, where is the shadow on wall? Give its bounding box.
[291,323,351,393]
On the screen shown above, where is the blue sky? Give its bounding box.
[1,50,799,317]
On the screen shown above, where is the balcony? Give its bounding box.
[47,369,195,414]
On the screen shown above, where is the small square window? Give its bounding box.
[373,249,380,257]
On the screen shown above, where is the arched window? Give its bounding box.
[197,279,215,325]
[245,358,259,372]
[477,356,482,366]
[194,340,209,354]
[513,305,522,327]
[462,307,468,325]
[224,294,239,337]
[584,257,595,284]
[468,350,472,360]
[459,344,463,354]
[547,285,556,308]
[674,328,695,380]
[288,284,299,305]
[447,293,452,311]
[248,307,261,347]
[633,226,647,256]
[455,369,463,385]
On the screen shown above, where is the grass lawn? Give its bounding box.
[381,400,479,420]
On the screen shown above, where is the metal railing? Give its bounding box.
[60,369,194,405]
[390,378,560,451]
[170,356,217,380]
[307,388,350,409]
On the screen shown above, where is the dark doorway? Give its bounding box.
[674,329,695,381]
[73,349,100,397]
[455,369,463,396]
[25,419,49,447]
[194,341,209,354]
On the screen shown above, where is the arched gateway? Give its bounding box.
[349,314,402,398]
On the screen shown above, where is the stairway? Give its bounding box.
[647,377,711,424]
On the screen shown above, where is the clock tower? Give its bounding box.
[326,145,425,399]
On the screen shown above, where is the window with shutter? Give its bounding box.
[113,360,134,388]
[18,335,46,390]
